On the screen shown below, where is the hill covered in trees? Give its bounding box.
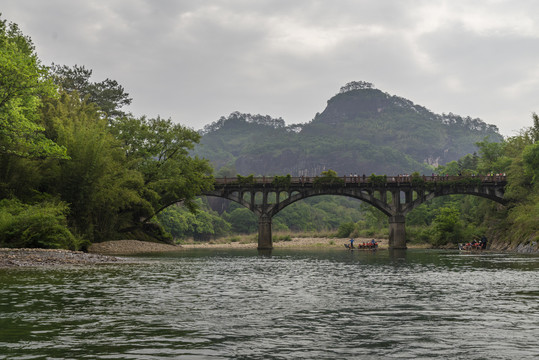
[195,81,502,176]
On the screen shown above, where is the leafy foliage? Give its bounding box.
[0,15,216,248]
[110,116,214,219]
[313,170,344,187]
[0,199,82,249]
[223,207,257,234]
[0,17,67,159]
[336,222,356,237]
[368,174,387,186]
[431,207,462,246]
[40,92,146,241]
[235,174,255,186]
[50,64,132,118]
[158,200,230,240]
[271,174,292,189]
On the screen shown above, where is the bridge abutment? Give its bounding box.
[258,215,273,250]
[388,215,407,249]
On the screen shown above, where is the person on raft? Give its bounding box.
[349,238,354,249]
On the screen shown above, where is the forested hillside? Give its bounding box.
[195,81,502,176]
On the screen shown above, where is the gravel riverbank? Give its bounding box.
[88,237,388,253]
[180,237,387,250]
[0,238,388,268]
[0,248,125,268]
[88,240,183,255]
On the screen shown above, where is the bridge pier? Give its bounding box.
[388,215,407,250]
[258,214,273,250]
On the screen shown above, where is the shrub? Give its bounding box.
[236,174,255,185]
[0,199,84,250]
[271,174,292,189]
[313,169,344,188]
[368,174,387,186]
[336,222,356,237]
[272,234,292,242]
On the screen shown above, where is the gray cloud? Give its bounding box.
[2,0,539,135]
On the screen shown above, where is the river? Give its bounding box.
[0,249,537,359]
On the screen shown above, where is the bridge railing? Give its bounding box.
[213,175,507,185]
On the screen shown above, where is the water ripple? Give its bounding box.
[0,249,537,359]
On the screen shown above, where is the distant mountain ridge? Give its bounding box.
[194,81,502,176]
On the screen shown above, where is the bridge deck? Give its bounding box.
[214,175,506,185]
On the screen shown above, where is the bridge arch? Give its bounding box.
[401,187,508,215]
[272,189,393,217]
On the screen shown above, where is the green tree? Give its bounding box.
[41,92,146,241]
[313,169,344,187]
[522,143,539,184]
[436,161,461,176]
[110,116,214,222]
[0,16,67,159]
[50,64,132,118]
[432,207,462,246]
[531,112,539,144]
[475,137,510,174]
[336,222,355,237]
[158,201,231,240]
[224,207,257,233]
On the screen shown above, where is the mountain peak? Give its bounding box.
[339,81,375,93]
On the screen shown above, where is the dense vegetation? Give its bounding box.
[0,16,213,249]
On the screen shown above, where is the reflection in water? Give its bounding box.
[388,248,407,262]
[0,249,538,359]
[257,249,273,257]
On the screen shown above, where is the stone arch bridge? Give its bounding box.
[201,175,507,250]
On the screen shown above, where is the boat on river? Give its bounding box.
[458,242,487,251]
[459,236,488,251]
[344,242,378,251]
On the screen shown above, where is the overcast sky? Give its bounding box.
[2,0,539,136]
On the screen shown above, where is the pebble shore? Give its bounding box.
[0,248,125,268]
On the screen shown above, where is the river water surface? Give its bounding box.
[0,249,538,359]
